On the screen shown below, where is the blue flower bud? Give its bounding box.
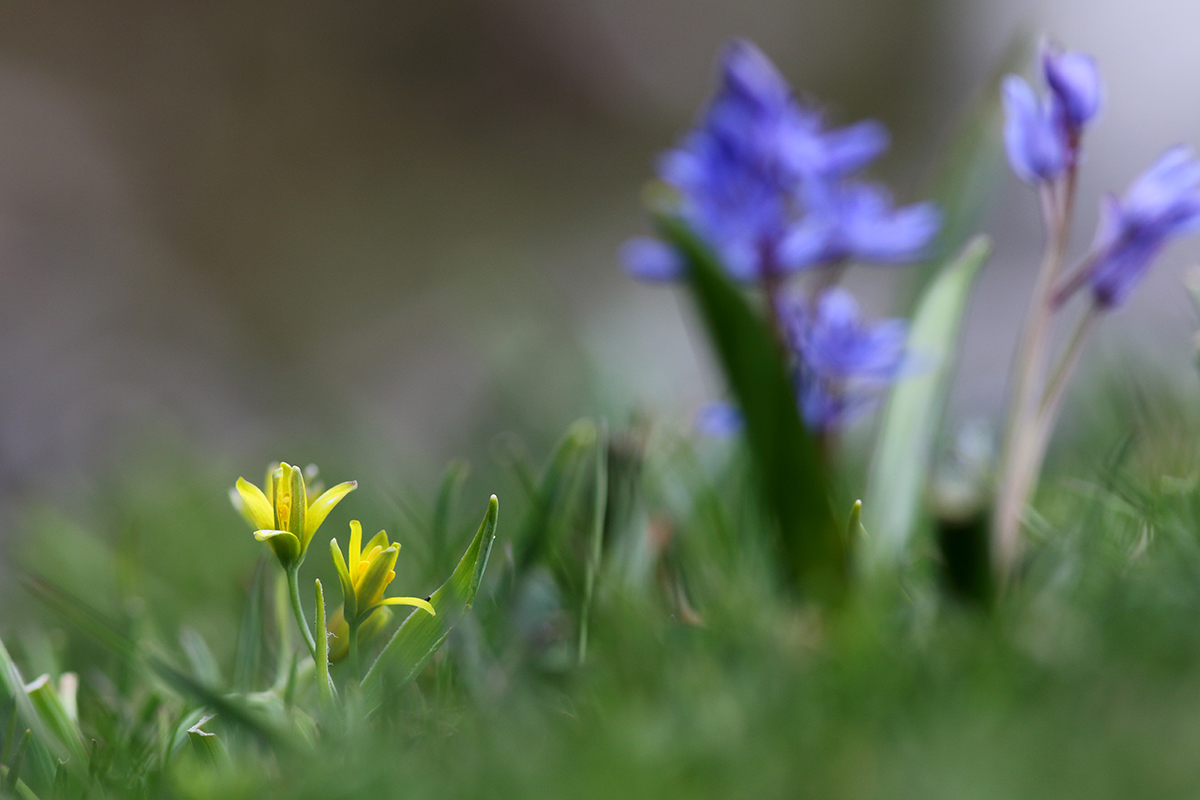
[1001,75,1068,185]
[1042,45,1102,131]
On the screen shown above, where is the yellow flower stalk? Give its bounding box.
[330,521,435,675]
[231,462,357,663]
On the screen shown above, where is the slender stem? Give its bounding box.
[993,165,1078,581]
[286,566,318,661]
[1034,304,1099,447]
[347,616,362,684]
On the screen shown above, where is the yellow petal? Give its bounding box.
[236,478,274,531]
[304,481,357,541]
[363,530,390,553]
[379,596,436,616]
[357,545,399,609]
[290,464,308,550]
[349,520,363,578]
[329,538,357,621]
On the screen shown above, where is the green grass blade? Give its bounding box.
[863,235,992,570]
[232,558,266,693]
[185,714,230,769]
[432,459,470,581]
[0,639,68,773]
[22,576,295,753]
[363,495,499,702]
[578,421,608,664]
[514,422,596,576]
[655,215,843,600]
[22,676,87,773]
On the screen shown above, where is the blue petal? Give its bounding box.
[1042,46,1102,128]
[846,199,942,262]
[620,237,684,282]
[1124,145,1200,228]
[818,119,890,175]
[695,402,744,437]
[1002,75,1067,185]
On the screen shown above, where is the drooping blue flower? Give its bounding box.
[780,288,907,429]
[1042,44,1102,132]
[1001,75,1068,185]
[1088,145,1200,307]
[780,181,941,268]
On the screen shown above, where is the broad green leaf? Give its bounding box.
[655,216,843,600]
[863,235,992,569]
[363,495,499,702]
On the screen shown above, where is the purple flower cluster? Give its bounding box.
[1003,43,1200,309]
[782,288,908,430]
[623,40,940,284]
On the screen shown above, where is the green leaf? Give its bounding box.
[186,714,230,769]
[23,676,87,772]
[578,421,608,664]
[363,495,499,702]
[22,576,295,754]
[313,579,333,709]
[0,637,70,781]
[655,216,843,600]
[863,235,992,569]
[513,421,596,576]
[232,558,266,693]
[904,33,1028,304]
[179,628,223,688]
[431,459,470,581]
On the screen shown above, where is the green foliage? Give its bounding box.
[655,215,844,602]
[362,495,499,702]
[864,235,992,568]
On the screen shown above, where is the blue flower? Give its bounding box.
[781,181,941,268]
[695,402,744,437]
[1088,145,1200,308]
[1001,74,1068,185]
[781,288,907,429]
[622,38,937,283]
[621,236,684,282]
[1042,44,1102,132]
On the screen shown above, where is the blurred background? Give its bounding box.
[1,0,1199,547]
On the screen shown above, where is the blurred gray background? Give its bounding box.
[0,0,1197,510]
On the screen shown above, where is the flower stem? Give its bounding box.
[1031,304,1099,463]
[286,565,318,662]
[347,615,362,684]
[993,167,1078,581]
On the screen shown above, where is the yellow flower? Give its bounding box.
[330,521,434,634]
[325,605,393,664]
[232,462,357,569]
